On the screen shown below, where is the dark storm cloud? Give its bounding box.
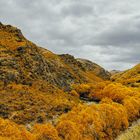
[0,0,140,70]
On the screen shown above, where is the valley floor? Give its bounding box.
[116,119,140,140]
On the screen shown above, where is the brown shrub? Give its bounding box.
[32,124,60,140]
[56,100,128,140]
[92,83,134,102]
[123,96,140,121]
[56,120,81,140]
[0,118,35,140]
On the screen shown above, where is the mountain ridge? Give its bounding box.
[0,23,110,90]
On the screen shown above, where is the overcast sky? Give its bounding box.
[0,0,140,70]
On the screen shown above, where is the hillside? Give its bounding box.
[111,64,140,88]
[0,23,111,124]
[0,23,110,91]
[1,23,140,140]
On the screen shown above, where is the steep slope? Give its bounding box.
[0,23,109,91]
[111,64,140,88]
[0,23,81,124]
[0,23,75,90]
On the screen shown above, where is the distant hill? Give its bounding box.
[111,64,140,87]
[76,58,111,80]
[110,70,122,75]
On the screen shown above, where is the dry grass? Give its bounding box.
[116,119,140,140]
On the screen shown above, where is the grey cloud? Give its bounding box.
[93,15,140,46]
[61,3,94,17]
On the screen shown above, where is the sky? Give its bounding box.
[0,0,140,70]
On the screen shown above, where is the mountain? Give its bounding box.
[110,70,122,75]
[0,23,110,90]
[111,64,140,87]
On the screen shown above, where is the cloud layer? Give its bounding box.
[1,0,140,70]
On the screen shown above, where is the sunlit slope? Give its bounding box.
[111,64,140,88]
